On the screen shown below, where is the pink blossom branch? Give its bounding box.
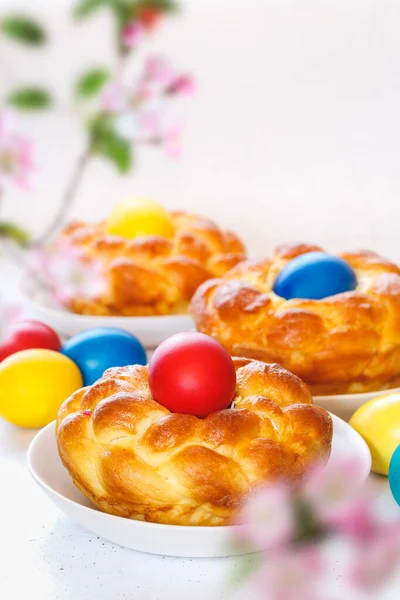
[25,52,192,246]
[31,31,135,248]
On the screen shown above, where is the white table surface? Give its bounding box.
[1,258,400,600]
[1,421,400,600]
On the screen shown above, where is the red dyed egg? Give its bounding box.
[148,332,236,418]
[0,320,61,362]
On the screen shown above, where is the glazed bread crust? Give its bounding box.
[57,211,245,316]
[56,357,332,526]
[190,243,400,395]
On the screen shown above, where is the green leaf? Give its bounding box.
[1,16,46,45]
[97,131,132,173]
[0,222,30,247]
[138,0,177,11]
[75,67,110,99]
[292,498,326,544]
[73,0,111,20]
[7,87,52,111]
[89,114,132,174]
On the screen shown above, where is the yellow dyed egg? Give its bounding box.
[0,349,83,428]
[349,392,400,475]
[106,197,175,240]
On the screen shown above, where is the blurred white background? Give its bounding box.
[1,0,400,258]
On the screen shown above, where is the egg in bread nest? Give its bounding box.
[191,243,400,395]
[56,357,332,526]
[51,207,246,317]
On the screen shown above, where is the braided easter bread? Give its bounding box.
[56,211,246,316]
[191,243,400,395]
[56,357,332,526]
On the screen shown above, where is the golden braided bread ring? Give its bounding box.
[191,243,400,395]
[56,211,245,316]
[56,357,332,526]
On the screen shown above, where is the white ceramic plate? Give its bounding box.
[20,277,194,348]
[27,416,371,558]
[314,387,400,422]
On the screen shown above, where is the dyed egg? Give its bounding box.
[62,327,147,386]
[106,197,175,240]
[389,445,400,506]
[0,320,61,362]
[148,332,236,418]
[0,349,83,428]
[349,392,400,475]
[273,252,357,300]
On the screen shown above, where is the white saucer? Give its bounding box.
[314,387,400,422]
[20,277,194,348]
[27,416,371,558]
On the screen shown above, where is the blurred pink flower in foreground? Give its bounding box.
[302,455,367,523]
[235,456,400,600]
[101,55,195,159]
[121,21,144,48]
[348,521,400,591]
[253,547,324,600]
[29,245,106,306]
[0,110,35,190]
[236,483,294,549]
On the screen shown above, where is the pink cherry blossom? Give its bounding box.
[252,546,325,600]
[347,521,400,591]
[163,123,181,159]
[115,106,163,142]
[131,81,153,107]
[330,495,377,541]
[142,56,195,97]
[165,74,196,96]
[302,456,367,525]
[144,55,177,86]
[137,109,161,138]
[34,244,106,306]
[233,454,400,599]
[101,83,128,113]
[236,483,295,551]
[0,109,35,190]
[100,57,194,156]
[121,21,144,48]
[114,112,138,139]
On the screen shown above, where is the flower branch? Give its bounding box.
[234,457,400,599]
[0,0,194,250]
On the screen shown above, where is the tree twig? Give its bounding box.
[32,145,92,247]
[31,36,131,248]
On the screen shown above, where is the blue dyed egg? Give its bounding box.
[389,445,400,507]
[62,327,147,386]
[273,251,357,300]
